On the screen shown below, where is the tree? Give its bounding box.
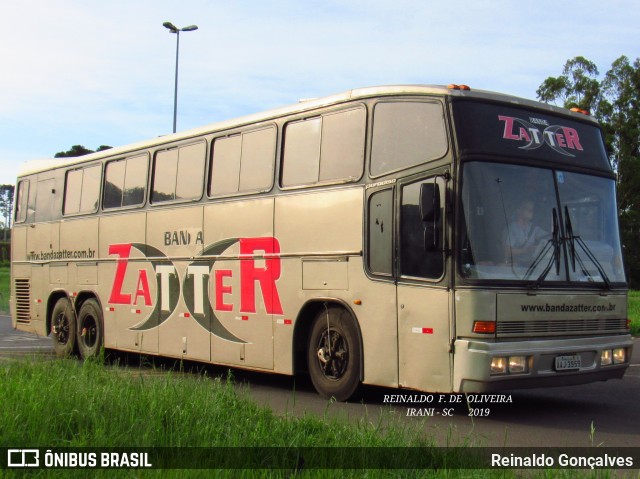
[0,185,15,241]
[537,55,640,286]
[536,56,603,114]
[55,145,112,158]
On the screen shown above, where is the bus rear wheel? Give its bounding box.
[307,306,361,401]
[77,299,104,360]
[51,297,77,358]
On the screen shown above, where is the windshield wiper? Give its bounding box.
[564,206,612,290]
[525,208,561,288]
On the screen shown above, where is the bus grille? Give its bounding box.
[14,279,31,323]
[497,318,628,337]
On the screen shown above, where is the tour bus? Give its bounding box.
[10,85,633,400]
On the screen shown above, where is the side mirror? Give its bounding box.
[419,183,440,222]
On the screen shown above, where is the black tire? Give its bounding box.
[50,297,77,358]
[307,306,361,401]
[77,298,104,360]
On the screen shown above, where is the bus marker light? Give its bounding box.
[276,319,292,325]
[570,107,590,115]
[473,321,496,334]
[105,307,115,312]
[131,309,141,314]
[180,312,191,318]
[353,300,362,305]
[447,84,471,91]
[411,327,433,334]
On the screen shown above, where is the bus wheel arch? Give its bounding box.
[293,300,364,401]
[48,293,77,358]
[75,293,104,360]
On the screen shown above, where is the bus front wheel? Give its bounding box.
[51,297,77,358]
[77,299,104,360]
[307,306,361,401]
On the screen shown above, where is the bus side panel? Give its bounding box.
[347,257,399,388]
[274,187,399,386]
[10,226,29,328]
[11,226,27,261]
[26,222,60,327]
[397,286,451,392]
[98,212,152,352]
[147,206,209,361]
[204,198,275,370]
[60,216,99,297]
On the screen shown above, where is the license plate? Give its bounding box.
[555,355,581,371]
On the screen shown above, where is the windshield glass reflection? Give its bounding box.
[459,162,625,285]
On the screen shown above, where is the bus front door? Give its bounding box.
[396,174,452,393]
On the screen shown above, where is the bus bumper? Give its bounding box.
[453,335,633,393]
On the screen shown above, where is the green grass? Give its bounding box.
[0,359,415,449]
[627,291,640,336]
[0,358,486,478]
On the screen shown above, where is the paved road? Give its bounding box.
[2,314,638,447]
[0,314,53,355]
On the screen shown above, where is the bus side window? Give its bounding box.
[104,154,148,209]
[14,180,29,223]
[175,142,206,201]
[367,188,394,276]
[371,102,447,177]
[63,164,101,216]
[152,142,205,203]
[282,107,365,187]
[400,178,444,279]
[209,126,276,196]
[35,179,56,222]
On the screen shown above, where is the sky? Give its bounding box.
[1,0,639,186]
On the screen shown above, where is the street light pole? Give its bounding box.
[163,22,198,134]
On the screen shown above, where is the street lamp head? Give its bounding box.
[163,22,178,33]
[181,25,198,32]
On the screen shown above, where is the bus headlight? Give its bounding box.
[601,350,612,366]
[613,348,626,364]
[508,356,528,374]
[490,357,507,375]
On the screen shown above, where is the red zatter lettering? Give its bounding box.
[108,244,132,304]
[239,237,283,315]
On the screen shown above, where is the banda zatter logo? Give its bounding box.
[498,115,584,157]
[107,237,282,343]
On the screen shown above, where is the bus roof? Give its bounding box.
[17,84,598,179]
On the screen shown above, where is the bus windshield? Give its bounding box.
[459,161,626,285]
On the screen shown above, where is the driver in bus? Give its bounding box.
[503,199,547,266]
